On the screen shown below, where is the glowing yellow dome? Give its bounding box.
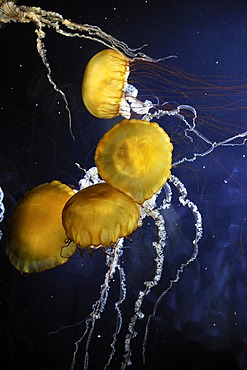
[95,119,173,204]
[82,49,129,118]
[6,181,76,273]
[62,182,140,248]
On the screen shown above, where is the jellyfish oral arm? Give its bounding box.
[142,175,203,365]
[0,186,4,241]
[121,81,199,125]
[121,207,166,369]
[120,83,155,119]
[70,239,125,370]
[0,1,155,59]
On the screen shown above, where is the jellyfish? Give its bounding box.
[80,48,197,122]
[95,118,173,204]
[82,49,129,119]
[51,119,198,370]
[6,181,76,273]
[62,182,140,250]
[56,167,202,370]
[81,48,175,120]
[81,48,156,120]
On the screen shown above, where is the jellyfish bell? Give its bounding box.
[82,48,156,120]
[82,49,129,119]
[95,119,173,204]
[6,180,76,274]
[62,182,140,249]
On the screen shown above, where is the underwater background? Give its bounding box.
[0,0,247,369]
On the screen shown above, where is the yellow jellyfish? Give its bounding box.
[82,49,129,119]
[95,119,173,204]
[62,182,140,249]
[6,181,76,274]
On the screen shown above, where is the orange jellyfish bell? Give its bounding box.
[82,49,129,119]
[62,182,140,249]
[6,181,76,274]
[95,119,173,204]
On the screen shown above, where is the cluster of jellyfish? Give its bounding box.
[1,1,247,369]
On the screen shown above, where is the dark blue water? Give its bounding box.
[0,1,247,369]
